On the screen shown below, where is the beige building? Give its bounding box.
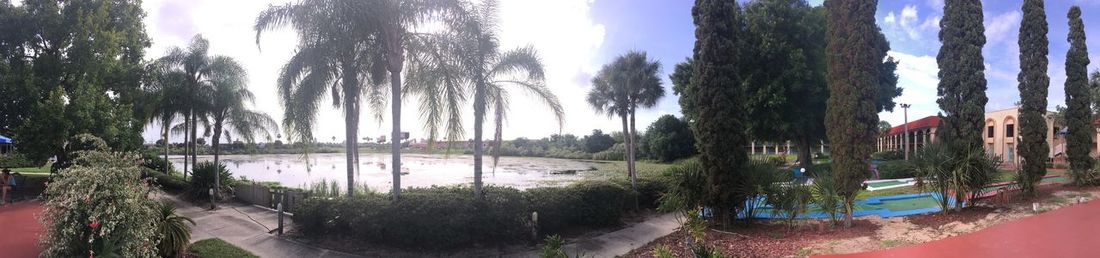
[879,107,1093,167]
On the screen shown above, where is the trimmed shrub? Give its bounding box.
[0,153,38,168]
[143,168,190,192]
[189,162,233,201]
[293,181,653,250]
[141,152,175,174]
[592,143,626,161]
[877,160,916,179]
[871,150,904,161]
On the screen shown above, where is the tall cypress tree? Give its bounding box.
[936,0,988,151]
[825,0,880,227]
[1016,0,1050,195]
[689,0,749,226]
[1064,6,1094,185]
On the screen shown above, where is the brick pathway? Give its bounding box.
[0,201,44,258]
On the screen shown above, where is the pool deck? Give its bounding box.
[0,201,44,257]
[815,198,1100,258]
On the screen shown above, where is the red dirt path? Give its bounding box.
[0,202,44,258]
[815,199,1100,258]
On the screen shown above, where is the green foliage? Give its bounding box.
[767,183,811,229]
[936,0,988,151]
[913,143,1001,211]
[644,115,697,162]
[539,235,568,258]
[1070,161,1100,186]
[156,202,195,258]
[877,160,917,179]
[658,160,708,215]
[911,143,954,210]
[141,152,175,174]
[143,168,191,192]
[189,162,233,201]
[871,150,904,161]
[189,238,258,258]
[592,143,626,161]
[583,130,616,153]
[1065,6,1095,188]
[824,0,882,226]
[52,133,111,171]
[688,0,750,226]
[41,151,160,257]
[1018,0,1051,197]
[0,152,38,168]
[811,170,843,225]
[653,244,675,258]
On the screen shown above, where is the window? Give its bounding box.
[1006,144,1015,162]
[1005,124,1015,138]
[987,126,995,138]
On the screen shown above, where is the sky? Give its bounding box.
[136,0,1100,144]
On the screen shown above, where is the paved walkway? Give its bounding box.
[816,199,1100,258]
[160,193,361,258]
[513,212,682,257]
[0,201,44,258]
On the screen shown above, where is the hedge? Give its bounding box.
[871,150,904,161]
[293,180,666,250]
[877,160,916,179]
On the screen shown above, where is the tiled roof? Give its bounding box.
[885,116,940,136]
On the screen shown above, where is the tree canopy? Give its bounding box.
[1064,6,1094,185]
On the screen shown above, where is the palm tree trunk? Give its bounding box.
[473,81,486,199]
[212,121,222,209]
[342,69,359,197]
[163,119,170,175]
[183,112,190,180]
[628,110,638,190]
[619,114,632,183]
[387,33,404,201]
[190,110,198,169]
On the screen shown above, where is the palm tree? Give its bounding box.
[144,62,189,177]
[256,0,391,197]
[206,56,277,207]
[256,0,469,199]
[587,51,664,191]
[156,35,219,179]
[419,0,563,198]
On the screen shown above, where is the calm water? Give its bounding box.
[168,153,599,191]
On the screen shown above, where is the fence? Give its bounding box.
[233,183,310,214]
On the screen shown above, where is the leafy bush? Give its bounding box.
[871,150,904,161]
[0,152,39,168]
[294,182,649,250]
[141,152,175,174]
[811,170,843,226]
[41,151,160,257]
[592,143,626,161]
[157,202,195,257]
[189,162,234,201]
[767,183,811,229]
[643,115,697,162]
[143,168,191,191]
[877,160,916,179]
[658,160,708,215]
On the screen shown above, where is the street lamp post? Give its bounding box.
[900,103,911,160]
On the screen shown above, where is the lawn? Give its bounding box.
[584,159,677,180]
[190,238,257,258]
[8,166,49,174]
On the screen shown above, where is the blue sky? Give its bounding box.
[136,0,1100,143]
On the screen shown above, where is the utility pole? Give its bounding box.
[901,103,911,160]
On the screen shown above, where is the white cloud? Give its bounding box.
[141,0,609,143]
[900,5,919,27]
[984,11,1021,48]
[927,0,945,10]
[878,51,942,126]
[882,5,939,41]
[884,12,897,24]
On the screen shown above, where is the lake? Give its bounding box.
[168,153,600,192]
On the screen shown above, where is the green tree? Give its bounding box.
[643,115,696,162]
[936,0,988,151]
[154,35,219,178]
[878,121,893,135]
[418,0,563,198]
[687,0,749,226]
[206,56,277,206]
[144,62,188,177]
[671,0,900,168]
[1064,6,1094,186]
[824,0,881,227]
[1017,0,1050,194]
[588,51,664,191]
[583,129,616,153]
[256,0,467,199]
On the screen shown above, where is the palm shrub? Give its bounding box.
[738,160,786,221]
[41,151,160,257]
[657,160,708,217]
[912,143,954,211]
[811,170,843,226]
[954,147,1001,208]
[767,182,811,230]
[190,161,233,201]
[157,202,196,258]
[539,235,568,258]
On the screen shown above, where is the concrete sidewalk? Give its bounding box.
[160,193,361,258]
[514,212,682,258]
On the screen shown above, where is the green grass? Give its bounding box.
[190,238,258,258]
[584,160,676,180]
[866,180,909,188]
[881,239,908,247]
[8,166,50,174]
[857,186,921,199]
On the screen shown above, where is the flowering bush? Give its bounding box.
[41,151,161,257]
